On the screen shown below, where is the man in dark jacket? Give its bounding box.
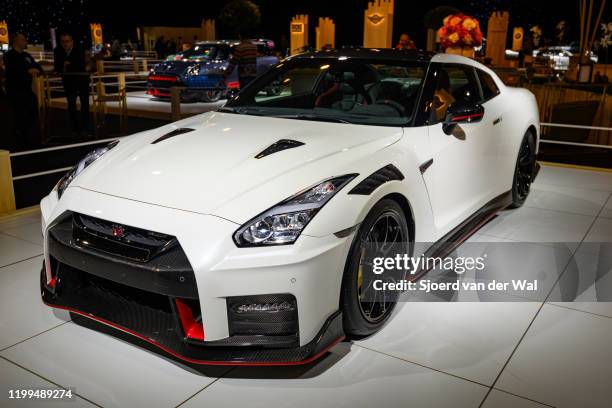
[3,32,43,149]
[54,32,91,135]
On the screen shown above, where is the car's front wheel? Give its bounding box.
[510,130,536,208]
[202,90,222,103]
[341,199,410,338]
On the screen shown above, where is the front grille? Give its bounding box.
[72,213,176,262]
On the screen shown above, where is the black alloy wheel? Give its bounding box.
[510,131,536,208]
[341,199,410,337]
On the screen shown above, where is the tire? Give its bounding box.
[509,130,536,208]
[341,199,410,338]
[201,90,222,103]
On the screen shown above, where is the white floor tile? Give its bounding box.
[536,166,612,192]
[0,357,94,407]
[0,234,43,268]
[481,389,549,408]
[1,222,43,246]
[547,302,612,319]
[600,194,612,219]
[1,322,224,408]
[547,248,612,315]
[452,240,573,301]
[583,217,612,243]
[526,182,610,216]
[181,345,488,408]
[496,304,612,408]
[464,233,508,243]
[0,256,69,350]
[356,302,541,386]
[478,207,594,244]
[0,211,41,233]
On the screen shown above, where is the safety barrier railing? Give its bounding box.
[539,123,612,150]
[34,71,156,137]
[0,137,122,214]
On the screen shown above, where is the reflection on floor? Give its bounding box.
[1,164,611,408]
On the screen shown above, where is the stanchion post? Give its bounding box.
[33,76,44,109]
[32,76,46,131]
[118,72,127,131]
[142,59,148,73]
[170,87,181,121]
[0,150,16,215]
[96,59,104,74]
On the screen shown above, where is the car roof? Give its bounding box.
[291,48,433,62]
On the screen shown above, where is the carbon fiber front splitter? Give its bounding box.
[40,264,345,366]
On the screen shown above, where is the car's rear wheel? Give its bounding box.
[341,199,410,337]
[510,130,536,208]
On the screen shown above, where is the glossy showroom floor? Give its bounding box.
[1,164,611,408]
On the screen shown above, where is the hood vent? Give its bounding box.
[152,128,195,144]
[255,139,305,159]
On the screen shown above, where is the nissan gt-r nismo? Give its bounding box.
[40,49,540,366]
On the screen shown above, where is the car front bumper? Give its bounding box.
[40,187,351,365]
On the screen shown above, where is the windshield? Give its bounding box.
[180,44,231,61]
[224,58,427,126]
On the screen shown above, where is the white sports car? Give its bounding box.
[40,49,539,366]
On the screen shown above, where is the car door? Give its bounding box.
[420,63,497,238]
[473,67,514,196]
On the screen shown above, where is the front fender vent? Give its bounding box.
[255,139,305,159]
[348,164,404,195]
[151,128,195,144]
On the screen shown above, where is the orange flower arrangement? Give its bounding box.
[438,13,483,49]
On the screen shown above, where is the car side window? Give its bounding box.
[430,64,481,123]
[476,69,500,102]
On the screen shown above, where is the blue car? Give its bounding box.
[147,39,279,102]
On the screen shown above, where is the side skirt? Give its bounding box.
[411,190,513,281]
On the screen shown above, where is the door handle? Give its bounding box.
[493,116,503,126]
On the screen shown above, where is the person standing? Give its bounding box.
[225,36,258,89]
[54,32,91,136]
[3,33,43,149]
[154,36,166,59]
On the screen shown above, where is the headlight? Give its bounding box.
[233,174,357,247]
[54,140,119,199]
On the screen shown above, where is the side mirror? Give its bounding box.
[442,103,484,135]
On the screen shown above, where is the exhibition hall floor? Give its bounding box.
[1,164,611,408]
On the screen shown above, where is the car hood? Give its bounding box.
[73,112,403,223]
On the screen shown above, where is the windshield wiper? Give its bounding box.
[271,114,352,124]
